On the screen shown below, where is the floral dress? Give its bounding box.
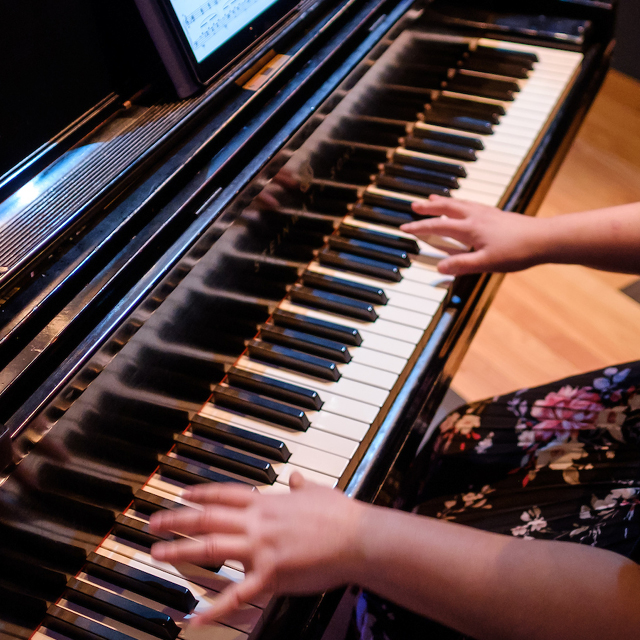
[353,362,640,640]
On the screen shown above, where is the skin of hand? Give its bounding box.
[400,195,552,275]
[149,473,365,627]
[150,475,640,640]
[402,195,640,276]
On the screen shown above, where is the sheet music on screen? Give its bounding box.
[169,0,280,62]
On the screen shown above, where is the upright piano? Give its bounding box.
[0,0,616,638]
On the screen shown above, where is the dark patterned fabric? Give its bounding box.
[352,362,640,640]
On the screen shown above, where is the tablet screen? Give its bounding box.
[169,0,281,63]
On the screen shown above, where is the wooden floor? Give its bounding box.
[452,70,640,402]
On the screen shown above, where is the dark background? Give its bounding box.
[612,0,640,80]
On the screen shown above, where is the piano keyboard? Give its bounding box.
[28,34,583,640]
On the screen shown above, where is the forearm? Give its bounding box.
[351,505,640,640]
[537,203,640,274]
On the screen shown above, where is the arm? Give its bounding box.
[402,196,640,276]
[149,475,640,639]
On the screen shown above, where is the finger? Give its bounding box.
[151,534,250,566]
[183,482,256,507]
[191,574,269,626]
[411,196,471,219]
[438,250,492,276]
[289,471,307,491]
[149,505,246,536]
[400,217,470,243]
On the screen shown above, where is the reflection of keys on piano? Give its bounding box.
[24,36,586,640]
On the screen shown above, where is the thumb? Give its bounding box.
[438,251,492,276]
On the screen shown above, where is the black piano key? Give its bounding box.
[391,150,467,178]
[350,203,414,227]
[318,248,402,282]
[227,367,323,410]
[0,548,67,601]
[113,515,170,550]
[302,269,389,304]
[463,57,530,79]
[403,135,477,161]
[64,579,180,640]
[288,285,377,323]
[338,222,419,254]
[247,340,341,381]
[361,189,415,214]
[421,110,494,135]
[380,162,460,189]
[85,552,198,614]
[328,235,411,267]
[0,521,87,575]
[410,125,484,151]
[474,45,538,66]
[159,455,251,487]
[174,433,277,484]
[436,94,506,119]
[374,174,452,198]
[447,75,519,101]
[0,584,48,629]
[45,605,134,640]
[213,386,311,431]
[272,309,362,346]
[191,414,291,462]
[260,323,353,362]
[132,491,180,516]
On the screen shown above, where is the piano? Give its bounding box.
[0,0,616,638]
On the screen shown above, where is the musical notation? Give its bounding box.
[170,0,278,63]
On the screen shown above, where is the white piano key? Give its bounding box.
[186,421,349,478]
[335,360,398,390]
[275,463,337,487]
[356,329,417,359]
[375,303,432,329]
[279,301,424,343]
[101,537,254,601]
[382,289,441,314]
[349,346,407,374]
[237,355,385,415]
[348,345,409,374]
[308,258,450,304]
[198,404,358,459]
[452,189,500,206]
[313,247,454,289]
[78,569,261,636]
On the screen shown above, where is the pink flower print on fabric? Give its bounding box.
[530,385,604,433]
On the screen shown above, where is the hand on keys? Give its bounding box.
[149,473,364,626]
[401,194,550,276]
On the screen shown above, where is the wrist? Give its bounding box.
[524,216,558,266]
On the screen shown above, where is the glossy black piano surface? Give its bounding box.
[0,0,616,638]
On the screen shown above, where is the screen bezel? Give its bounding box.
[155,0,301,85]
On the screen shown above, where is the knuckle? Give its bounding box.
[205,536,219,560]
